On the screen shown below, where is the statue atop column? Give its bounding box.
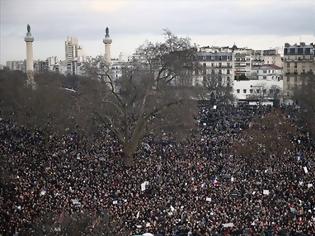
[105,27,109,37]
[27,24,31,33]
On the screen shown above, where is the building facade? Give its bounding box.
[256,64,282,81]
[65,37,83,74]
[233,79,283,104]
[283,42,315,97]
[6,60,26,72]
[197,46,234,87]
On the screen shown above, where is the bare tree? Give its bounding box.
[202,73,234,105]
[293,72,315,138]
[0,71,78,134]
[83,30,200,164]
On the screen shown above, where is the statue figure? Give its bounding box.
[27,24,31,33]
[105,27,109,37]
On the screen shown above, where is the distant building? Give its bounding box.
[6,60,26,72]
[197,46,234,87]
[46,56,59,72]
[233,79,283,105]
[262,49,282,67]
[283,42,315,97]
[111,58,124,79]
[34,60,49,73]
[251,49,282,69]
[65,37,84,75]
[232,47,253,80]
[256,64,282,81]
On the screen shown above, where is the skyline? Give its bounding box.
[1,0,315,64]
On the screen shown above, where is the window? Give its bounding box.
[263,89,267,94]
[289,48,295,54]
[237,89,240,93]
[270,89,273,94]
[256,89,260,93]
[287,63,290,68]
[243,89,247,93]
[294,62,297,68]
[263,70,267,73]
[305,48,311,54]
[263,76,267,79]
[227,69,230,74]
[250,89,253,94]
[284,48,288,55]
[219,63,222,67]
[297,48,303,54]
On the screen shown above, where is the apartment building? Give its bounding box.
[283,42,315,97]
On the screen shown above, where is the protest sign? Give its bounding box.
[263,190,270,195]
[222,223,234,228]
[141,181,149,191]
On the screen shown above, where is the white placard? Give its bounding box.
[141,181,149,191]
[303,166,308,174]
[222,223,234,228]
[263,190,270,195]
[206,197,212,202]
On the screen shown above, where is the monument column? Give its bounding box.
[103,27,112,64]
[24,24,36,89]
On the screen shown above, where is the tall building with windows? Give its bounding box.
[6,60,26,72]
[232,48,254,80]
[197,46,234,87]
[262,49,282,67]
[65,37,82,74]
[283,42,315,97]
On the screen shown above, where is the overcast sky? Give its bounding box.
[1,0,314,64]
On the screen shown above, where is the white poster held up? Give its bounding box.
[263,190,270,195]
[303,166,308,174]
[141,181,149,191]
[222,223,234,228]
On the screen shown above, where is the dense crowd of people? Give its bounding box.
[0,104,314,235]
